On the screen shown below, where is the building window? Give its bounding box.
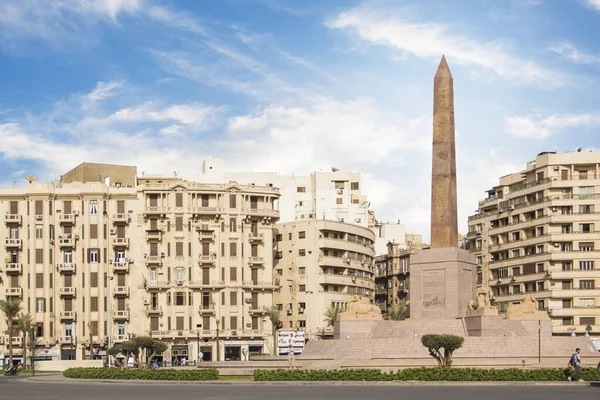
[296,187,306,193]
[176,292,185,306]
[580,186,594,199]
[579,205,594,214]
[175,193,183,207]
[90,200,98,215]
[578,170,588,180]
[351,182,359,190]
[562,262,572,271]
[334,181,345,190]
[579,223,593,233]
[336,198,343,205]
[36,298,46,313]
[579,280,595,289]
[89,250,99,263]
[579,261,595,271]
[580,242,594,252]
[580,317,595,326]
[299,284,306,292]
[298,249,306,257]
[580,298,595,308]
[537,300,544,310]
[230,291,237,306]
[35,224,43,239]
[512,285,521,294]
[298,231,306,239]
[299,267,305,275]
[229,194,237,209]
[174,267,185,282]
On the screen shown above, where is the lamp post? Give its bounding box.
[196,324,202,365]
[215,320,220,362]
[106,276,114,367]
[30,328,35,377]
[537,320,541,363]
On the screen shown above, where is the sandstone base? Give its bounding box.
[410,248,477,319]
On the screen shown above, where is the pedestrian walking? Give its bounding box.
[287,345,296,369]
[568,348,582,382]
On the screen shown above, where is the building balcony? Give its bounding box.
[6,287,22,297]
[6,336,23,346]
[548,307,600,317]
[58,336,74,345]
[58,235,78,248]
[248,256,264,266]
[248,232,264,242]
[59,287,76,297]
[114,335,129,343]
[318,255,348,268]
[146,229,163,241]
[112,237,130,247]
[195,224,215,232]
[113,213,131,224]
[146,281,170,290]
[114,286,130,296]
[188,281,226,290]
[492,290,550,303]
[59,311,77,321]
[244,208,280,220]
[5,238,22,249]
[550,288,600,298]
[198,231,215,241]
[58,214,76,225]
[143,206,170,216]
[4,214,22,225]
[146,306,163,315]
[198,255,216,265]
[248,307,267,315]
[145,255,163,266]
[114,310,130,320]
[241,281,278,290]
[198,305,216,314]
[111,261,131,272]
[549,270,600,279]
[56,263,76,273]
[190,207,222,216]
[5,263,22,274]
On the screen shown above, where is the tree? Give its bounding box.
[323,305,340,327]
[421,334,464,368]
[385,302,408,321]
[0,298,22,368]
[264,306,283,355]
[107,336,167,369]
[16,312,33,368]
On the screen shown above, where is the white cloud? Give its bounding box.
[83,80,124,105]
[587,0,600,11]
[327,5,563,86]
[506,113,600,138]
[159,125,182,135]
[548,42,600,64]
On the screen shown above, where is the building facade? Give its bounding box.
[374,242,420,314]
[0,163,280,362]
[467,151,600,335]
[272,220,375,341]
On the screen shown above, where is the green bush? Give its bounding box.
[253,367,600,381]
[63,367,219,381]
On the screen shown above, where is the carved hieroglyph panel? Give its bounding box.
[423,270,445,309]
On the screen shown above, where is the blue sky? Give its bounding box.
[1,0,600,240]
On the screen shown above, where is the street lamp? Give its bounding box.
[30,328,35,377]
[106,276,115,367]
[196,324,202,364]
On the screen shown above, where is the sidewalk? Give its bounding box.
[22,375,596,386]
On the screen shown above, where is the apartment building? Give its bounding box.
[273,220,375,341]
[0,163,280,362]
[467,150,600,335]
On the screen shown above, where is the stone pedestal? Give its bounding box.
[409,248,477,319]
[465,315,553,337]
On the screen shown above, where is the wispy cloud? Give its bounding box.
[327,4,564,87]
[549,41,600,64]
[83,80,125,106]
[586,0,600,11]
[506,112,600,138]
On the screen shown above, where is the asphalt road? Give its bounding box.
[1,378,598,400]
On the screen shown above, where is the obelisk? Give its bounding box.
[430,55,458,249]
[409,56,477,320]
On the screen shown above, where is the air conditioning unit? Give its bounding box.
[246,323,251,328]
[35,215,43,220]
[299,308,305,314]
[211,252,217,257]
[287,310,293,315]
[553,166,560,171]
[195,226,201,231]
[160,252,165,257]
[231,331,238,335]
[337,189,343,194]
[176,280,184,285]
[110,229,116,234]
[552,207,557,212]
[49,239,54,244]
[361,260,365,265]
[344,257,351,263]
[104,336,110,343]
[245,298,252,303]
[128,258,134,263]
[554,243,560,248]
[143,299,150,305]
[73,210,79,215]
[508,205,515,210]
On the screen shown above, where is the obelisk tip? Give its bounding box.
[435,55,452,78]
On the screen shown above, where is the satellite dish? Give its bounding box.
[26,176,37,183]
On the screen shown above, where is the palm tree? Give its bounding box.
[16,312,33,368]
[0,298,22,368]
[323,305,340,327]
[264,306,283,355]
[385,301,408,321]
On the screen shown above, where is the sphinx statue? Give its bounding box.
[338,296,383,321]
[505,294,549,320]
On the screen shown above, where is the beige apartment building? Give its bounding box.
[0,163,280,362]
[467,151,600,336]
[272,220,375,343]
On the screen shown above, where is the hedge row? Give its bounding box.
[63,367,219,380]
[254,367,599,382]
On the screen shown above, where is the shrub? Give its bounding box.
[253,367,600,381]
[420,334,464,367]
[63,367,219,381]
